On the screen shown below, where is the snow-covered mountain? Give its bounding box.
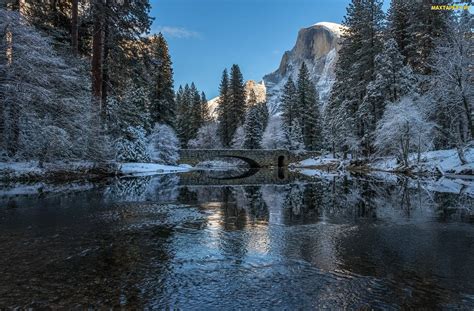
[207,80,266,119]
[263,22,345,114]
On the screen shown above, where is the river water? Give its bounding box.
[0,169,473,309]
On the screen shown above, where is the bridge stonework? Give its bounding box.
[178,149,319,168]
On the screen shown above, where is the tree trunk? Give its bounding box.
[71,0,78,55]
[461,93,473,139]
[91,0,103,106]
[100,5,109,120]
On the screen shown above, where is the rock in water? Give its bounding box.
[263,22,345,115]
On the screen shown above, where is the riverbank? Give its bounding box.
[295,148,474,178]
[0,161,192,182]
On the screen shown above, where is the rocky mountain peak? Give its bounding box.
[264,22,345,114]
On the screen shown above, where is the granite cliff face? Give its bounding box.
[263,22,344,114]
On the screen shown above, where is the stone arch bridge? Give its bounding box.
[179,149,319,168]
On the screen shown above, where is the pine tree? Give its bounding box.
[176,84,192,147]
[359,38,416,150]
[229,64,247,132]
[405,0,451,75]
[296,62,322,151]
[217,69,232,146]
[190,82,203,139]
[148,33,175,127]
[387,0,411,62]
[107,87,152,162]
[200,91,211,123]
[243,106,264,149]
[325,0,384,156]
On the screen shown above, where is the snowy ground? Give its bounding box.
[0,161,193,181]
[0,161,96,181]
[294,148,474,197]
[295,148,473,177]
[370,148,474,176]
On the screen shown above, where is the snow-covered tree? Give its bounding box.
[188,122,223,149]
[243,106,263,149]
[262,116,287,149]
[114,126,150,162]
[359,38,416,152]
[231,125,245,149]
[286,119,305,151]
[429,12,473,162]
[375,97,435,167]
[297,62,322,151]
[148,123,180,165]
[106,87,151,162]
[326,0,384,156]
[281,78,299,134]
[0,9,108,161]
[404,0,450,75]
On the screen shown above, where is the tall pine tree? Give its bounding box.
[217,69,232,147]
[148,33,175,127]
[296,62,322,151]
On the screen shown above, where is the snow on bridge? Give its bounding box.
[178,149,319,168]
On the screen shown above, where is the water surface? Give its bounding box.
[1,169,473,309]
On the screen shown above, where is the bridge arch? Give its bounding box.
[179,149,292,168]
[211,155,261,168]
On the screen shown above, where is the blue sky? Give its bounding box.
[149,0,388,98]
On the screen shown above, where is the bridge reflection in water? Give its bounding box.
[179,168,311,187]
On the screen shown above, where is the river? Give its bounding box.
[0,169,473,309]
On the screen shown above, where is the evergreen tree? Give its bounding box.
[405,0,451,75]
[296,62,322,151]
[243,105,264,149]
[281,78,298,132]
[359,38,416,150]
[200,91,211,123]
[229,64,247,137]
[217,69,232,146]
[176,84,192,147]
[148,33,175,127]
[387,0,411,62]
[325,0,384,156]
[256,101,270,131]
[190,82,203,139]
[107,87,151,162]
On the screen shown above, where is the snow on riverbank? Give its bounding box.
[296,148,473,177]
[370,148,474,175]
[0,161,193,181]
[119,163,192,176]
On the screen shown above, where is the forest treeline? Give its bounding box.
[0,0,472,168]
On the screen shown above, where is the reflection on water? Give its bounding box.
[0,169,473,309]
